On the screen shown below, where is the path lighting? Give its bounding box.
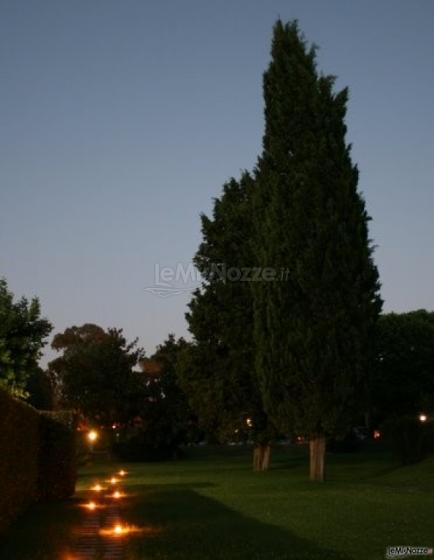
[118,469,127,477]
[91,483,103,492]
[110,477,118,485]
[87,430,99,443]
[86,501,97,511]
[419,414,428,423]
[246,417,253,428]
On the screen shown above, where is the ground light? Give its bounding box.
[419,414,427,423]
[91,483,104,492]
[118,469,127,477]
[111,490,125,499]
[109,476,118,485]
[100,524,142,537]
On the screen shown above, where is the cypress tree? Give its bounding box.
[253,21,382,480]
[180,173,275,470]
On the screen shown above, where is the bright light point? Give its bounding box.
[100,524,155,538]
[86,501,96,510]
[91,483,103,492]
[110,477,118,485]
[246,417,253,427]
[118,469,127,477]
[419,414,427,423]
[373,430,381,440]
[87,430,99,443]
[113,491,122,499]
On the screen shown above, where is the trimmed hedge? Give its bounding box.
[0,389,39,531]
[0,389,77,532]
[38,411,77,501]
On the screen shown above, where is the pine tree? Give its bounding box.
[180,173,275,470]
[253,21,382,480]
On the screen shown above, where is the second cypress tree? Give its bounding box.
[253,21,382,481]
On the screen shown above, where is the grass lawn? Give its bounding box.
[0,445,433,560]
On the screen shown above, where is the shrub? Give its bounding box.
[0,389,77,531]
[38,411,77,501]
[113,429,178,462]
[0,389,39,531]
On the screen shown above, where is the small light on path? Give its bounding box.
[419,414,427,423]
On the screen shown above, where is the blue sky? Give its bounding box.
[1,0,433,362]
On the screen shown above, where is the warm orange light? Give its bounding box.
[111,524,129,536]
[91,483,103,492]
[118,469,127,477]
[112,490,123,499]
[110,477,118,485]
[87,430,99,443]
[86,501,97,510]
[373,430,381,440]
[100,524,156,538]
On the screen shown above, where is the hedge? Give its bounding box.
[0,389,77,532]
[38,411,77,501]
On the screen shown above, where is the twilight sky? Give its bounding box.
[1,0,434,363]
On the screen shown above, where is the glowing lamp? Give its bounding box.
[113,491,122,499]
[91,483,103,492]
[419,414,427,423]
[110,477,118,485]
[118,469,127,477]
[246,417,253,427]
[86,501,97,511]
[87,430,99,443]
[113,524,129,536]
[373,430,381,440]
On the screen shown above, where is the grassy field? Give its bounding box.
[1,445,433,560]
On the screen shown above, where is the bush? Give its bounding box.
[0,389,77,531]
[113,429,178,462]
[38,412,77,501]
[0,389,39,532]
[383,416,434,464]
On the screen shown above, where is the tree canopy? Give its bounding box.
[49,323,143,424]
[0,278,52,398]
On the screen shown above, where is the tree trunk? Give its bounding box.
[253,444,272,471]
[309,435,326,481]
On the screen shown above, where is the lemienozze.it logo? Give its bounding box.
[386,546,433,558]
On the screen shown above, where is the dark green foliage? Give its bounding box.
[180,174,274,444]
[38,411,77,500]
[0,389,77,532]
[253,21,382,438]
[25,367,53,410]
[0,278,52,398]
[373,311,434,463]
[115,335,194,461]
[49,324,144,425]
[0,388,39,531]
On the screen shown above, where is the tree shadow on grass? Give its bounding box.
[125,483,351,560]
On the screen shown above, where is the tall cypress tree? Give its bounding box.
[253,21,382,480]
[180,173,275,470]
